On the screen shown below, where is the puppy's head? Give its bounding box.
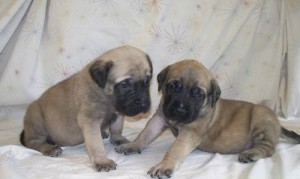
[89,46,153,116]
[157,60,221,124]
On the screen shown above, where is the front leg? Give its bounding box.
[148,129,200,178]
[78,114,117,172]
[115,111,167,155]
[109,114,129,146]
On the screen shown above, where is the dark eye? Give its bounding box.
[167,80,182,92]
[120,82,128,89]
[192,87,204,98]
[167,83,174,89]
[120,79,131,89]
[144,76,151,86]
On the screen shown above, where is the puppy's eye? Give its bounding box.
[167,80,182,92]
[174,80,182,91]
[121,82,128,89]
[173,80,181,88]
[192,87,204,98]
[144,76,151,86]
[120,80,131,89]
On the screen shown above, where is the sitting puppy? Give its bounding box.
[115,59,300,178]
[20,46,153,172]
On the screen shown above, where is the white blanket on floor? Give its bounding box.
[0,107,300,179]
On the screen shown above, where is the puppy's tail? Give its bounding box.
[281,127,300,143]
[20,130,26,146]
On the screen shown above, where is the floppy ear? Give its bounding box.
[157,66,169,91]
[89,60,113,88]
[208,79,221,108]
[146,54,153,76]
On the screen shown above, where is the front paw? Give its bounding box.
[114,142,142,155]
[147,162,174,178]
[94,158,117,172]
[110,136,130,146]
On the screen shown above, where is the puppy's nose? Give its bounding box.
[135,98,149,108]
[174,103,186,116]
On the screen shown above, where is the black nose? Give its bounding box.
[135,98,149,108]
[174,102,186,116]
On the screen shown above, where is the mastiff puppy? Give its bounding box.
[20,46,153,172]
[115,59,300,178]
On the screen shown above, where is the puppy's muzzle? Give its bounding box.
[134,97,150,109]
[172,101,188,116]
[124,96,150,116]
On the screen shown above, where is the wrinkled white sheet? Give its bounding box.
[1,107,300,179]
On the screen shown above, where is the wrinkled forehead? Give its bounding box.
[168,61,211,89]
[112,56,152,83]
[100,46,152,83]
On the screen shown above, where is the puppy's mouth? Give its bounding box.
[168,115,195,124]
[163,103,196,124]
[123,106,150,116]
[117,98,151,117]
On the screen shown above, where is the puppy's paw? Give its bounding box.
[114,142,142,155]
[44,146,63,157]
[110,136,130,146]
[94,158,117,172]
[101,131,109,139]
[238,150,260,163]
[147,163,174,178]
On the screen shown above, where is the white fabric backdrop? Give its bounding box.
[0,0,32,53]
[0,0,299,119]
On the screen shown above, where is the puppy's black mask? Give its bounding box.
[162,80,205,124]
[114,77,151,116]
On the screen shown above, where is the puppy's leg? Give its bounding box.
[148,130,200,178]
[109,114,129,146]
[22,102,62,157]
[115,112,167,155]
[100,117,110,139]
[78,114,117,172]
[238,128,278,163]
[238,109,280,163]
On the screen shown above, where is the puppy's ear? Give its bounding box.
[89,60,113,88]
[157,66,169,91]
[208,79,221,108]
[146,54,153,76]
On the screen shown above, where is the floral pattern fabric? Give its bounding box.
[0,0,299,119]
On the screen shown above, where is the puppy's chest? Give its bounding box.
[166,121,182,137]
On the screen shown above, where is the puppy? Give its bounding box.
[20,46,153,172]
[115,59,300,178]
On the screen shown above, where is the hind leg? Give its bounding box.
[25,135,62,157]
[22,102,62,157]
[238,129,276,163]
[238,108,280,163]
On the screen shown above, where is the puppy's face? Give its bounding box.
[89,46,153,116]
[113,74,151,116]
[157,60,221,124]
[162,79,205,123]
